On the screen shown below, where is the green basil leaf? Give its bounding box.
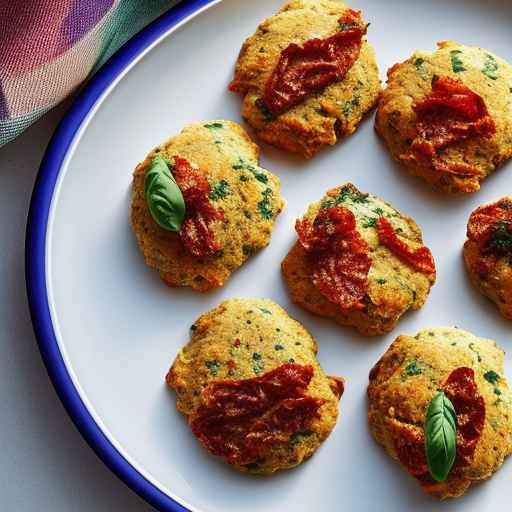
[144,155,185,232]
[424,390,457,482]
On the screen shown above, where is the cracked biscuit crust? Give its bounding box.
[376,41,512,193]
[130,120,285,291]
[166,298,342,474]
[230,0,381,158]
[281,183,435,335]
[368,327,512,498]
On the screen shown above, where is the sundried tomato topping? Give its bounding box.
[190,364,325,465]
[466,198,512,274]
[377,217,435,274]
[296,206,371,310]
[263,10,366,115]
[392,423,429,476]
[467,199,512,253]
[329,376,345,399]
[391,366,485,481]
[411,76,496,176]
[172,155,223,257]
[442,367,485,468]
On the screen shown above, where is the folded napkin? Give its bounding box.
[0,0,179,147]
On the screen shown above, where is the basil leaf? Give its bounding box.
[424,391,457,482]
[144,155,185,232]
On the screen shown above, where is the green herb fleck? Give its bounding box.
[252,352,264,374]
[204,122,224,129]
[255,98,275,122]
[401,359,424,380]
[205,360,221,376]
[289,430,314,445]
[413,57,429,80]
[376,278,387,285]
[247,164,268,184]
[373,207,384,216]
[425,391,457,482]
[482,54,499,80]
[258,188,274,220]
[364,217,378,228]
[469,343,483,363]
[486,221,512,255]
[450,50,466,73]
[233,158,268,184]
[484,370,500,385]
[288,358,295,363]
[414,58,425,69]
[258,307,272,315]
[274,344,285,351]
[209,179,230,201]
[341,94,361,117]
[321,185,368,208]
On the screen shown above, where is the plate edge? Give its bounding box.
[24,2,219,511]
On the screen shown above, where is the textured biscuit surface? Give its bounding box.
[230,0,381,158]
[130,121,285,291]
[368,327,512,498]
[463,197,512,319]
[376,41,512,193]
[166,298,342,474]
[282,184,436,335]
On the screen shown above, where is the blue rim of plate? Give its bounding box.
[25,1,219,511]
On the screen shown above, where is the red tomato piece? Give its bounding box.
[391,366,485,482]
[190,364,325,466]
[296,206,371,310]
[467,198,512,251]
[377,217,435,274]
[263,10,366,115]
[411,76,496,176]
[172,155,223,257]
[391,423,429,476]
[442,367,485,469]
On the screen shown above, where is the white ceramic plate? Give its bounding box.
[27,1,512,511]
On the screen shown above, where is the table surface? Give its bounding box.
[0,103,155,511]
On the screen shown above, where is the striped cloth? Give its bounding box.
[0,0,179,147]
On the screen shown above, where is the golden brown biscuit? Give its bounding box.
[463,197,512,319]
[130,120,285,292]
[368,327,512,498]
[166,298,343,474]
[376,41,512,193]
[282,183,436,335]
[230,0,380,158]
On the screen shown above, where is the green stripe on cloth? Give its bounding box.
[0,0,180,147]
[95,0,175,71]
[0,106,52,146]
